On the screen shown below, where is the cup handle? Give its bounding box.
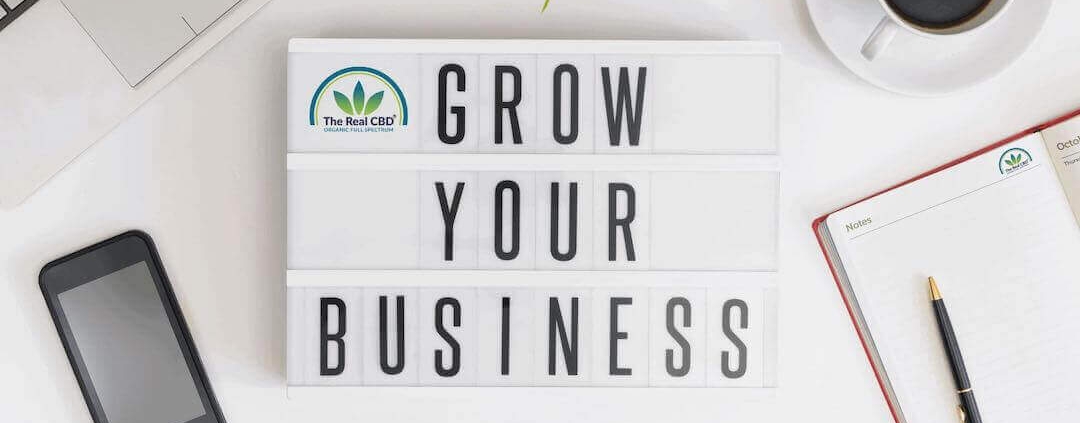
[860,17,899,61]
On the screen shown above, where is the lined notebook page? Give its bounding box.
[827,133,1080,422]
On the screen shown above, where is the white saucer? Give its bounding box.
[807,0,1053,97]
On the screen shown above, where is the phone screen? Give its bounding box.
[57,261,206,423]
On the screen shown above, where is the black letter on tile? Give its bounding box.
[320,297,346,376]
[721,298,749,378]
[501,296,511,375]
[494,65,523,144]
[548,297,579,375]
[552,64,579,144]
[494,180,520,260]
[438,64,466,144]
[434,297,461,377]
[666,297,692,377]
[609,297,632,376]
[379,295,406,375]
[435,182,465,261]
[607,183,636,261]
[550,182,578,261]
[601,67,647,146]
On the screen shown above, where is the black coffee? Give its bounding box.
[885,0,991,29]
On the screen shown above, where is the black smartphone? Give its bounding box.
[39,231,225,423]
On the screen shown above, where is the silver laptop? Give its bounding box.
[0,0,271,208]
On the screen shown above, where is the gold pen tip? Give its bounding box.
[929,277,942,300]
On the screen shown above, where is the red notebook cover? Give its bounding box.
[811,106,1080,423]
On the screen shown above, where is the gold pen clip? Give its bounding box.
[957,404,967,422]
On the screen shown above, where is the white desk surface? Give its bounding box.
[3,0,1080,421]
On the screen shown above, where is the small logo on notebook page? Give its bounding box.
[998,148,1032,175]
[308,67,409,133]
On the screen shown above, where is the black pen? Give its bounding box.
[928,277,982,423]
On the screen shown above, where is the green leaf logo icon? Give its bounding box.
[331,81,385,116]
[365,91,384,115]
[333,91,354,115]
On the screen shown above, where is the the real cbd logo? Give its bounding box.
[998,147,1032,175]
[309,66,408,132]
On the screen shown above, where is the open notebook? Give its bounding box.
[814,110,1080,423]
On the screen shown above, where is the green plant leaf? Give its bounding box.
[364,91,384,115]
[333,91,354,115]
[541,0,550,12]
[352,81,365,117]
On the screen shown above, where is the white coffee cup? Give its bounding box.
[861,0,1013,60]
